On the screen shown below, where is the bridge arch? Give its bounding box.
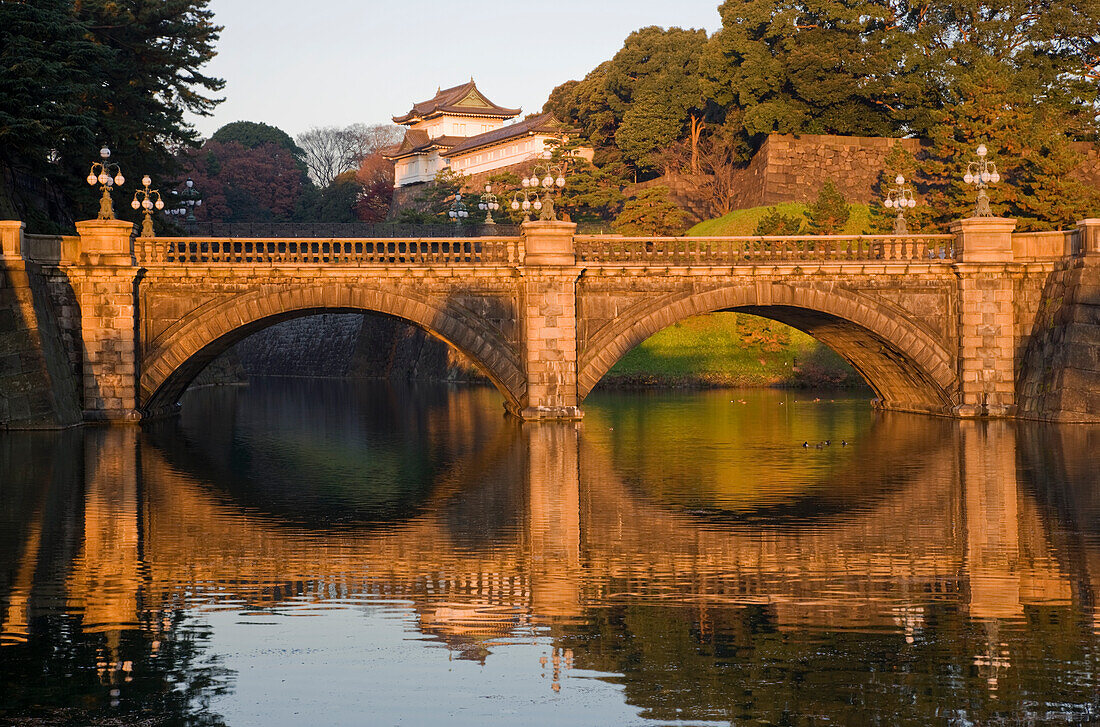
[578,283,958,414]
[140,284,525,416]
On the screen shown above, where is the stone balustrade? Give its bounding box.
[575,233,956,265]
[3,216,1100,426]
[135,236,523,266]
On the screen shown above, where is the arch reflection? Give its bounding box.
[0,384,1097,724]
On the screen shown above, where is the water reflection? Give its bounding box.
[1,382,1098,724]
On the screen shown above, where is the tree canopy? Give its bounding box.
[544,0,1100,229]
[0,0,224,228]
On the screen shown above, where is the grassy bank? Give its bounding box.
[600,312,865,389]
[688,202,872,236]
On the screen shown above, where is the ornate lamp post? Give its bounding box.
[478,184,500,225]
[448,193,469,225]
[883,173,917,234]
[963,144,1001,217]
[509,189,543,223]
[168,177,202,233]
[521,163,566,221]
[131,175,165,237]
[85,146,125,220]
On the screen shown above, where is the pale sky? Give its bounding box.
[188,0,723,140]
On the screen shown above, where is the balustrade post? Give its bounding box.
[65,219,141,422]
[950,217,1017,417]
[0,220,25,260]
[1077,218,1100,256]
[514,221,582,420]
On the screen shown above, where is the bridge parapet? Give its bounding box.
[8,215,1100,426]
[135,235,524,266]
[575,234,956,265]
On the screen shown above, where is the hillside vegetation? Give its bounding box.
[688,203,872,236]
[601,312,864,390]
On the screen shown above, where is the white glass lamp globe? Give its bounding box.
[511,200,520,210]
[908,198,917,208]
[964,172,973,185]
[114,174,124,186]
[87,174,97,186]
[991,172,1000,183]
[895,174,905,185]
[522,200,530,211]
[542,175,553,188]
[155,199,164,210]
[976,144,987,157]
[556,176,565,187]
[98,172,109,185]
[131,199,141,210]
[884,198,894,208]
[521,178,530,188]
[99,147,110,159]
[981,171,991,183]
[185,178,194,189]
[142,198,153,210]
[142,175,152,187]
[529,175,539,187]
[534,200,542,210]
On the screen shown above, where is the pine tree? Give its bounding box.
[804,181,850,233]
[869,143,928,233]
[754,208,803,235]
[613,186,685,236]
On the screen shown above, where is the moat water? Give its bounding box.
[1,380,1098,726]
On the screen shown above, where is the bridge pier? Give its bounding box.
[951,218,1018,418]
[513,221,583,420]
[65,220,141,423]
[7,211,1100,427]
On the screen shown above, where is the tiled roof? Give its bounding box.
[382,130,466,160]
[393,80,521,125]
[445,114,563,157]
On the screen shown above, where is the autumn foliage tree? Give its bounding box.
[179,140,307,223]
[354,151,395,223]
[298,124,402,188]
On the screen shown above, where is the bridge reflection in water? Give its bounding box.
[0,383,1098,723]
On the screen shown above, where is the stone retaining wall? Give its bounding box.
[194,313,483,385]
[0,260,81,427]
[1017,256,1100,421]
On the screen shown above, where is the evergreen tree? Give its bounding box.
[546,26,712,178]
[699,0,921,144]
[917,57,1100,230]
[869,143,927,233]
[754,207,803,235]
[0,0,224,226]
[804,181,850,233]
[613,186,685,236]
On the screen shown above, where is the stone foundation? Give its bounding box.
[1017,255,1100,421]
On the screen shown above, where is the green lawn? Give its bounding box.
[688,202,872,236]
[603,312,864,389]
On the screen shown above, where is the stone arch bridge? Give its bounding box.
[1,216,1098,425]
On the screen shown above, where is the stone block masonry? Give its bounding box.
[1017,220,1100,421]
[0,221,81,428]
[4,215,1100,426]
